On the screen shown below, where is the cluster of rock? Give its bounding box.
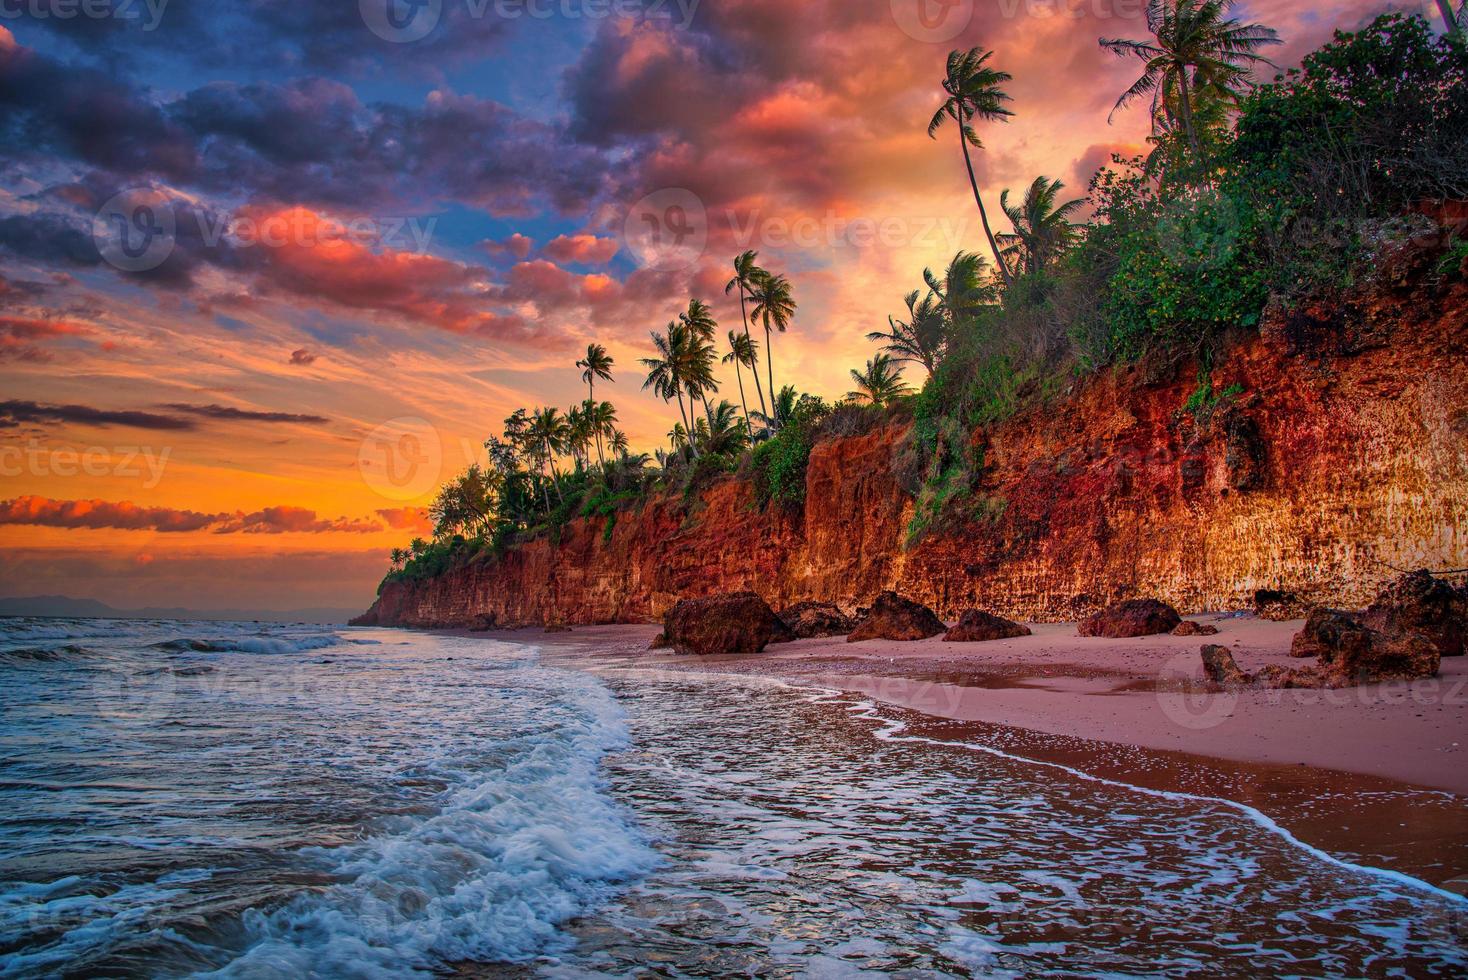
[656,589,1038,655]
[650,572,1464,694]
[1204,570,1465,690]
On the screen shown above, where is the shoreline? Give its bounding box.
[445,616,1468,889]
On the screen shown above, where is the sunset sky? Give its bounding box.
[0,0,1424,614]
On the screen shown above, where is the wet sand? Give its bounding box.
[469,615,1468,889]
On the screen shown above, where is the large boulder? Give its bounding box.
[1172,620,1220,636]
[1254,589,1307,621]
[944,610,1031,643]
[1290,608,1440,682]
[663,591,788,656]
[1200,643,1249,687]
[1078,599,1181,638]
[1361,570,1467,657]
[847,591,945,643]
[778,601,855,639]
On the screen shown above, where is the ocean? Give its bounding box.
[1,618,1464,976]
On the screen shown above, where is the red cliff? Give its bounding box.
[356,280,1467,628]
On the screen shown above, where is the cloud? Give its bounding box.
[375,507,434,534]
[0,315,92,362]
[159,402,330,425]
[0,496,219,532]
[543,234,621,265]
[289,348,318,365]
[0,400,196,431]
[0,496,384,534]
[217,506,380,535]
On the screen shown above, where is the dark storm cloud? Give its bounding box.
[0,399,197,431]
[158,403,329,425]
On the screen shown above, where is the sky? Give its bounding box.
[0,0,1429,614]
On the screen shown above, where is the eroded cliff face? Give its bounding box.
[357,281,1467,628]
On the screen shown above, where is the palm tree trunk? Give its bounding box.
[763,324,776,426]
[588,380,604,468]
[1175,67,1201,158]
[957,108,1012,287]
[675,389,697,458]
[1438,0,1463,35]
[733,359,751,435]
[740,287,766,417]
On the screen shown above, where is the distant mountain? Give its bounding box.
[0,595,362,625]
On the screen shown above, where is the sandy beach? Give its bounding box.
[501,614,1468,888]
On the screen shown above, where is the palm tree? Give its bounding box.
[565,403,593,470]
[848,354,913,407]
[641,323,696,457]
[925,251,994,325]
[1438,0,1465,38]
[527,406,569,510]
[588,400,618,463]
[723,329,758,433]
[868,289,946,377]
[748,270,795,422]
[997,177,1086,277]
[575,343,614,465]
[1100,0,1280,157]
[929,47,1015,287]
[695,400,749,457]
[724,250,768,418]
[680,298,718,342]
[751,384,800,433]
[389,546,407,570]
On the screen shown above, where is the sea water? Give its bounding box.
[1,618,1464,976]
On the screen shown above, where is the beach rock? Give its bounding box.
[778,601,856,638]
[944,610,1031,643]
[1360,570,1467,657]
[769,615,799,645]
[1254,663,1333,689]
[663,591,787,656]
[1254,589,1306,621]
[1078,598,1181,638]
[1172,620,1220,636]
[1200,643,1249,687]
[1289,608,1440,681]
[468,613,497,632]
[648,632,669,650]
[847,591,945,643]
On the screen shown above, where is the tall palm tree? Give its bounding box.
[575,343,614,465]
[924,250,994,326]
[641,323,696,457]
[588,400,618,464]
[696,400,749,457]
[723,329,758,433]
[848,354,913,407]
[528,406,569,510]
[997,176,1086,277]
[724,250,768,418]
[748,270,795,423]
[565,402,592,470]
[868,289,946,377]
[680,298,718,342]
[1100,0,1280,156]
[1438,0,1465,38]
[929,47,1015,287]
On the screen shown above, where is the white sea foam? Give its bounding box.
[208,659,657,977]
